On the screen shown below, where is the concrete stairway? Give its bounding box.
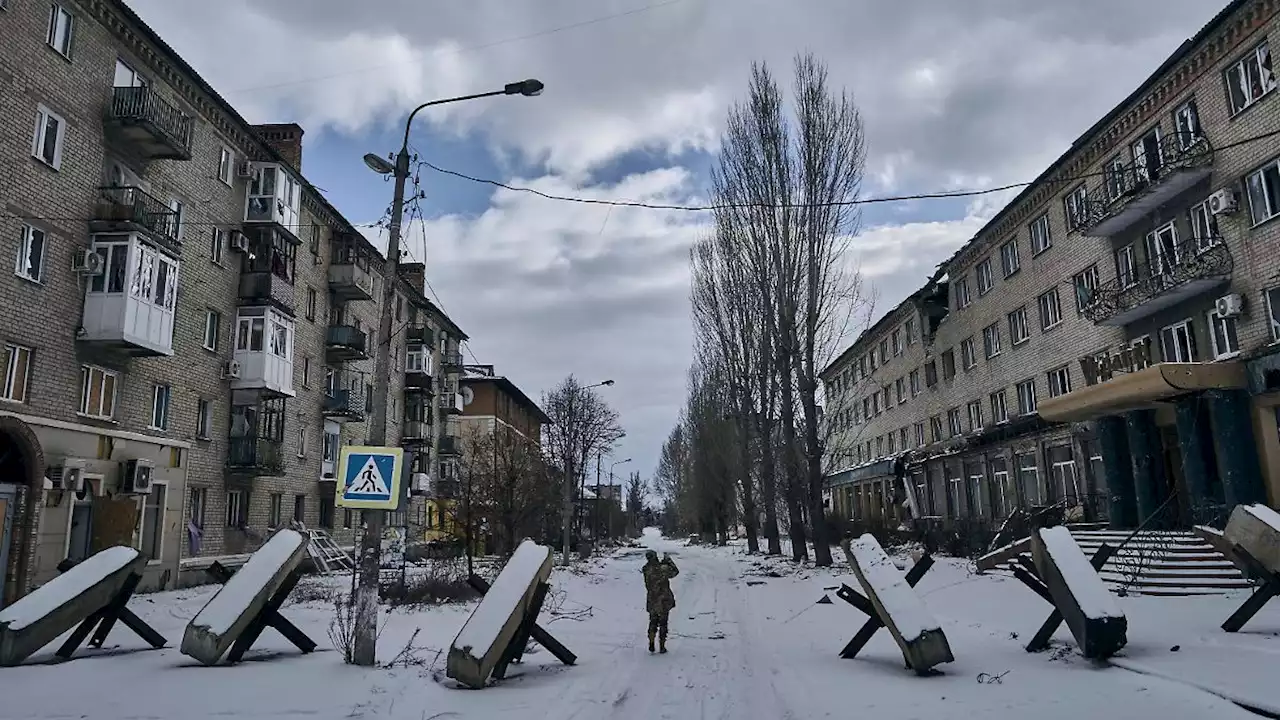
[982,527,1252,597]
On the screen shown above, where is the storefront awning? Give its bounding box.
[1038,362,1246,423]
[824,458,897,489]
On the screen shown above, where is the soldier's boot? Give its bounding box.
[647,629,655,653]
[658,629,668,654]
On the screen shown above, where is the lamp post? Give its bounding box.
[560,379,614,566]
[602,457,631,540]
[353,79,543,668]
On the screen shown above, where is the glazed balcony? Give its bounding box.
[104,86,195,161]
[1083,237,1232,326]
[1077,133,1213,238]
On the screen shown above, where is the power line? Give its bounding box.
[419,126,1280,212]
[230,0,689,94]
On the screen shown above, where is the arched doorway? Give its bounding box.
[0,416,45,608]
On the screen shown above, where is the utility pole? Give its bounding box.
[560,379,614,565]
[354,79,544,667]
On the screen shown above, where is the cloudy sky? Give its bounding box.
[128,0,1222,481]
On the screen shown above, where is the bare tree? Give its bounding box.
[461,426,557,556]
[624,471,645,536]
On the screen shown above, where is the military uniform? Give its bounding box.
[642,551,679,653]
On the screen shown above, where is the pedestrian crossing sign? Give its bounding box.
[336,445,405,510]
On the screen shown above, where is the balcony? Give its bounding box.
[245,162,303,242]
[231,308,296,397]
[404,371,433,393]
[441,350,464,372]
[239,271,295,316]
[439,392,464,415]
[434,480,461,500]
[104,86,194,161]
[329,233,379,302]
[322,388,366,423]
[1078,133,1214,238]
[406,324,435,347]
[325,325,368,362]
[226,437,285,476]
[401,420,432,442]
[1083,237,1232,326]
[92,186,181,254]
[438,435,461,456]
[80,234,178,357]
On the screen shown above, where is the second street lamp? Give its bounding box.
[352,79,544,668]
[600,457,632,541]
[561,379,614,566]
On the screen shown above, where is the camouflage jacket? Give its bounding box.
[642,558,680,614]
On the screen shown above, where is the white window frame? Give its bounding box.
[960,337,977,370]
[904,318,916,345]
[218,146,235,186]
[169,197,185,243]
[1174,99,1202,149]
[1008,307,1029,345]
[226,490,245,527]
[1038,287,1062,331]
[891,329,902,356]
[1,343,32,403]
[1188,199,1220,253]
[1115,244,1137,289]
[948,407,963,437]
[990,390,1008,424]
[31,104,65,169]
[113,59,145,88]
[1225,40,1276,115]
[1146,221,1181,276]
[966,400,983,432]
[138,481,167,563]
[15,224,46,283]
[1266,287,1280,343]
[210,228,225,264]
[1064,184,1088,230]
[297,425,307,458]
[195,398,211,439]
[914,422,925,448]
[1246,157,1280,226]
[1016,379,1037,416]
[203,309,220,351]
[1000,239,1020,277]
[955,276,971,309]
[1029,213,1052,255]
[1159,318,1196,362]
[1207,309,1241,360]
[983,322,1002,358]
[909,369,921,397]
[47,4,74,57]
[1073,265,1099,313]
[79,364,118,419]
[976,258,994,295]
[149,383,171,430]
[1047,366,1071,398]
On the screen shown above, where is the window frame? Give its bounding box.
[1266,287,1280,343]
[1245,156,1280,226]
[960,336,977,370]
[79,364,118,419]
[195,398,211,439]
[1,343,32,403]
[15,224,47,284]
[1038,287,1063,331]
[983,322,1003,358]
[46,4,74,58]
[1159,318,1197,362]
[975,257,994,295]
[31,104,66,169]
[1072,265,1099,314]
[1029,213,1052,256]
[1000,239,1020,277]
[203,309,220,351]
[149,383,171,430]
[1047,366,1072,398]
[1016,379,1038,416]
[990,389,1008,424]
[1207,309,1241,360]
[1225,40,1276,115]
[218,146,235,186]
[138,481,167,562]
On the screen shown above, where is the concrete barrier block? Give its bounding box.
[1032,526,1127,659]
[1224,504,1280,574]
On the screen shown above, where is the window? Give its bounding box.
[210,228,225,264]
[876,437,883,458]
[1037,287,1062,330]
[887,432,895,453]
[905,318,916,345]
[954,277,971,308]
[124,243,178,311]
[1146,222,1180,276]
[872,392,881,416]
[1188,199,1220,253]
[891,329,902,356]
[1,344,32,403]
[1115,244,1137,288]
[947,407,963,437]
[1225,41,1275,115]
[294,494,306,523]
[226,490,246,527]
[895,377,906,404]
[1047,366,1071,398]
[1246,157,1280,225]
[31,105,65,169]
[930,415,944,443]
[1064,184,1088,230]
[1072,265,1099,313]
[899,427,909,450]
[47,4,74,57]
[1160,319,1196,362]
[878,339,889,365]
[966,400,983,432]
[868,349,877,372]
[1029,214,1052,255]
[319,495,335,529]
[941,349,955,381]
[1266,287,1280,342]
[302,357,311,388]
[1016,379,1037,415]
[113,59,145,88]
[960,337,977,370]
[976,258,994,295]
[882,387,891,411]
[79,365,117,419]
[236,314,291,359]
[983,322,1003,358]
[14,224,45,283]
[167,198,185,242]
[924,361,938,388]
[1000,238,1020,277]
[189,487,207,532]
[914,422,925,448]
[863,397,871,418]
[196,398,211,438]
[1174,99,1202,148]
[203,310,220,351]
[909,368,921,396]
[1130,126,1164,186]
[306,288,317,321]
[297,425,307,458]
[218,146,234,185]
[343,508,353,529]
[990,390,1008,424]
[1104,153,1129,200]
[268,493,282,527]
[140,483,166,561]
[1207,310,1240,360]
[150,384,171,430]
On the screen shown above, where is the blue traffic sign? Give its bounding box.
[336,445,405,510]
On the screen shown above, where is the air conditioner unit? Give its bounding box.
[229,230,249,252]
[222,359,242,379]
[1215,293,1244,318]
[236,159,254,178]
[71,249,105,275]
[62,466,86,493]
[121,458,154,495]
[1208,188,1239,215]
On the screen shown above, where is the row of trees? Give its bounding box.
[656,54,872,565]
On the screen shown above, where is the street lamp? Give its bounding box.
[599,457,632,541]
[561,379,614,566]
[352,80,544,668]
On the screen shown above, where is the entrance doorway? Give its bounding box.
[0,485,14,609]
[66,497,93,563]
[0,416,45,608]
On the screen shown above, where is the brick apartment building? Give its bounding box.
[0,0,468,608]
[823,0,1280,533]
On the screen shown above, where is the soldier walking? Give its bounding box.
[642,550,679,653]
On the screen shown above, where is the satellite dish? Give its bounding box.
[461,385,474,406]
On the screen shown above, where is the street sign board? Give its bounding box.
[336,445,405,510]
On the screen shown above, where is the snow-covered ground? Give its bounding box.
[3,529,1280,719]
